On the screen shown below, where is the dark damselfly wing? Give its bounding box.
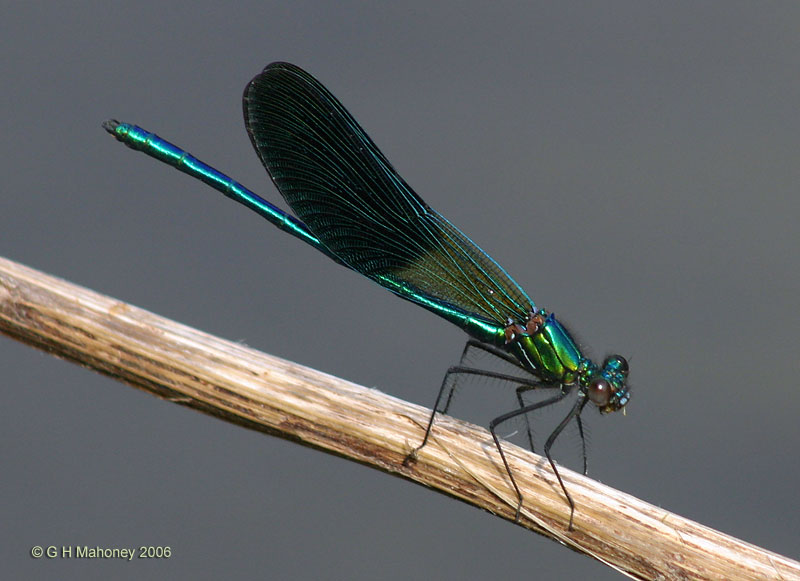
[243,62,534,330]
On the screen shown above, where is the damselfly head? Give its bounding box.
[585,354,630,413]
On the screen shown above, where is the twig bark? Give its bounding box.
[0,255,797,580]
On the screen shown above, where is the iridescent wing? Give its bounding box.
[243,62,534,329]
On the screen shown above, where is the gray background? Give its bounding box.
[3,3,799,579]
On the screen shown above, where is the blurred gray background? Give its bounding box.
[2,3,798,579]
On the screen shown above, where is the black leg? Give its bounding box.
[451,341,542,453]
[405,364,544,466]
[405,340,593,529]
[451,341,544,453]
[488,389,571,521]
[404,340,539,467]
[575,412,588,475]
[455,339,527,369]
[439,342,473,415]
[441,340,526,415]
[515,385,537,453]
[543,395,590,530]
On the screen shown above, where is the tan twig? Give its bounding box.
[0,255,797,580]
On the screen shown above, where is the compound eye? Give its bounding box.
[604,355,629,375]
[588,377,612,407]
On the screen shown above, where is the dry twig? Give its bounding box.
[1,255,797,580]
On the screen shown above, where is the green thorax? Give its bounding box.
[470,310,585,385]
